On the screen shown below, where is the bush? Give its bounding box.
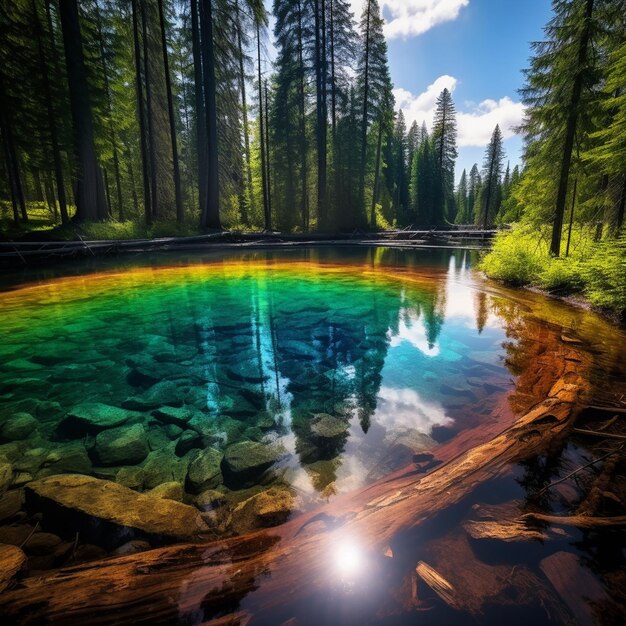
[580,236,626,314]
[479,226,543,286]
[538,258,584,293]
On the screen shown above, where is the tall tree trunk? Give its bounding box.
[329,0,336,140]
[131,0,152,223]
[0,73,23,226]
[157,0,184,223]
[235,0,252,224]
[177,46,195,213]
[264,79,272,231]
[359,1,371,223]
[94,2,124,221]
[140,0,158,221]
[314,0,327,230]
[297,1,308,231]
[191,0,207,218]
[58,0,107,221]
[550,0,594,257]
[616,175,626,234]
[33,0,69,224]
[257,21,269,231]
[565,177,578,257]
[103,167,113,217]
[482,157,495,230]
[126,143,140,215]
[370,117,383,230]
[199,0,221,230]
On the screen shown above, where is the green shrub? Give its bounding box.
[580,236,626,313]
[538,258,584,293]
[479,226,543,285]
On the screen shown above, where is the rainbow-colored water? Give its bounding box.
[0,248,520,523]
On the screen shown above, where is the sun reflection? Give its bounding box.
[332,538,367,590]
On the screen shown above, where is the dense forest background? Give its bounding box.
[0,0,625,258]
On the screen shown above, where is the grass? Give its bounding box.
[480,224,626,318]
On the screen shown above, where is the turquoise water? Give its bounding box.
[0,248,515,522]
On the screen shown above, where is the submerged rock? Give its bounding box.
[25,474,208,541]
[142,450,190,489]
[230,487,300,534]
[0,413,38,441]
[0,543,27,592]
[151,405,194,427]
[0,460,13,494]
[123,381,184,411]
[92,424,149,466]
[175,430,203,457]
[221,441,288,489]
[58,403,136,436]
[186,448,223,493]
[0,489,23,521]
[148,481,184,502]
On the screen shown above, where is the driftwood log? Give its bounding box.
[0,331,597,626]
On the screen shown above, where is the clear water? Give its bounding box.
[1,247,625,625]
[0,248,517,509]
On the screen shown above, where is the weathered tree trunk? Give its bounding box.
[370,116,383,230]
[550,0,594,256]
[359,1,371,222]
[0,338,593,624]
[33,0,69,225]
[264,79,272,230]
[131,0,152,224]
[157,0,183,223]
[297,0,308,231]
[190,0,207,218]
[58,0,107,221]
[314,0,327,230]
[257,21,269,231]
[140,0,158,221]
[199,0,221,230]
[94,2,124,222]
[235,0,252,224]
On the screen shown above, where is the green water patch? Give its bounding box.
[0,251,520,543]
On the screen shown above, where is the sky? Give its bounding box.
[265,0,554,183]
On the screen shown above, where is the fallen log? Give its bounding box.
[0,341,594,624]
[522,513,626,529]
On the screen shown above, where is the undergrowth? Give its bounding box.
[480,224,626,317]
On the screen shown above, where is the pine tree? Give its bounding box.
[431,88,457,225]
[468,163,481,224]
[356,0,392,229]
[478,124,505,228]
[455,169,468,224]
[520,0,599,255]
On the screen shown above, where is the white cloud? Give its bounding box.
[382,0,469,39]
[395,76,525,148]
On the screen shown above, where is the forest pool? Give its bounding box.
[0,247,625,625]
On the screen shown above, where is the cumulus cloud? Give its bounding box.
[394,76,525,148]
[377,0,470,39]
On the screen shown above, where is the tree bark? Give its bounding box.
[235,0,252,224]
[131,0,152,224]
[191,0,207,217]
[199,0,221,230]
[314,0,327,230]
[58,0,107,221]
[33,0,69,224]
[94,2,124,222]
[264,79,272,231]
[359,1,371,224]
[297,0,308,231]
[550,0,594,256]
[157,0,184,223]
[257,21,269,231]
[140,0,158,221]
[370,116,383,230]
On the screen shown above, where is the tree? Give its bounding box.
[357,0,392,229]
[520,0,598,255]
[478,124,505,228]
[58,0,107,221]
[455,169,468,224]
[468,163,481,223]
[432,88,457,224]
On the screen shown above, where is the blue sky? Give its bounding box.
[265,0,553,183]
[375,0,553,180]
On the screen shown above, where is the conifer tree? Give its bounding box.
[432,87,457,224]
[478,124,505,228]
